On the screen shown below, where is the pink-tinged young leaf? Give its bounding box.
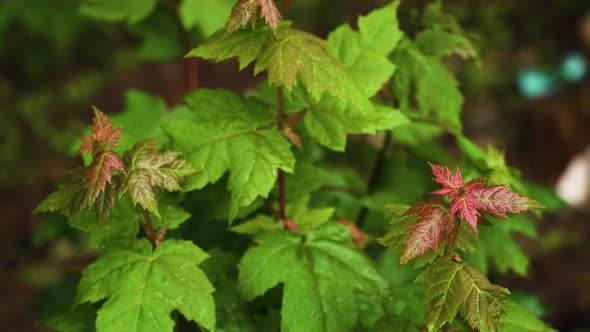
[120,140,199,216]
[427,163,543,234]
[226,0,259,33]
[226,0,281,32]
[75,107,122,156]
[450,193,481,233]
[94,180,119,224]
[473,185,543,219]
[85,151,125,206]
[258,0,281,29]
[401,200,459,264]
[428,162,463,197]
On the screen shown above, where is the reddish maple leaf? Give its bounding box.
[401,200,459,264]
[76,107,122,156]
[428,162,464,196]
[428,163,542,233]
[449,178,485,232]
[473,185,543,219]
[85,151,125,206]
[76,109,126,208]
[226,0,282,32]
[259,0,281,29]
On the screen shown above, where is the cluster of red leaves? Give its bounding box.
[226,0,282,32]
[428,162,541,233]
[76,107,125,207]
[393,163,542,264]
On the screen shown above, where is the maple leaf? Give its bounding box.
[428,163,542,233]
[75,107,122,156]
[302,2,409,151]
[499,301,557,332]
[259,0,282,29]
[34,168,87,218]
[120,139,199,216]
[400,200,459,264]
[237,223,387,332]
[164,89,295,220]
[75,239,215,331]
[393,38,464,132]
[68,197,140,249]
[187,24,273,70]
[428,162,464,196]
[80,0,157,24]
[423,259,509,332]
[85,150,125,206]
[255,26,369,111]
[179,0,234,36]
[75,108,126,208]
[226,0,282,32]
[473,185,543,220]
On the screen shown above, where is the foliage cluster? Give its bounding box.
[34,1,562,331]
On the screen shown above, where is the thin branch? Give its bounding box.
[357,131,393,228]
[142,210,163,248]
[184,57,199,91]
[277,87,287,221]
[158,0,199,92]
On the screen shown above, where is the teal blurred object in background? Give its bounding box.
[561,52,587,82]
[518,68,556,98]
[518,52,587,99]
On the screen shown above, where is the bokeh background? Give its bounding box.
[1,0,590,331]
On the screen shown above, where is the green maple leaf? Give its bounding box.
[119,139,198,216]
[393,38,463,132]
[423,259,509,332]
[75,239,215,332]
[237,223,387,331]
[230,214,283,235]
[111,90,171,152]
[34,167,121,224]
[305,98,410,151]
[179,0,234,37]
[499,301,557,332]
[150,193,191,230]
[254,26,369,111]
[164,89,295,220]
[34,168,87,218]
[68,197,140,249]
[463,216,535,276]
[327,1,402,97]
[189,24,369,112]
[304,2,409,150]
[416,29,477,60]
[186,24,273,70]
[79,0,156,24]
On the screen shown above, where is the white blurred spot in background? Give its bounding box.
[556,147,590,207]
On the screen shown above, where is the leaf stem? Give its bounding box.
[277,87,287,221]
[357,130,393,228]
[142,210,161,248]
